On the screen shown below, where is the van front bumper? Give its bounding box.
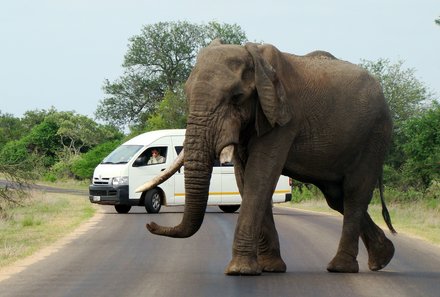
[89,185,130,205]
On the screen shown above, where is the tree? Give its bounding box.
[360,59,433,125]
[0,163,36,214]
[71,140,122,179]
[96,21,248,130]
[21,108,57,130]
[49,111,122,157]
[97,72,163,128]
[401,103,440,188]
[0,111,24,149]
[0,109,123,180]
[145,86,188,131]
[204,21,247,45]
[436,16,440,26]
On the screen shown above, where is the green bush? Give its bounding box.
[0,139,29,165]
[400,103,440,188]
[71,140,121,179]
[291,183,323,203]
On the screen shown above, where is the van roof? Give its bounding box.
[123,129,186,146]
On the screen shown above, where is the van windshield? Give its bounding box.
[101,145,143,164]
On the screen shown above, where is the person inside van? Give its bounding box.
[148,148,165,164]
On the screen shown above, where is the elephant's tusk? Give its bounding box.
[219,144,234,164]
[135,149,185,193]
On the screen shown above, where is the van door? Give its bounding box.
[220,162,240,204]
[129,137,173,201]
[172,136,222,206]
[171,136,185,205]
[208,160,222,205]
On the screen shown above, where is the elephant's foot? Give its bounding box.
[327,252,359,273]
[257,255,287,273]
[367,236,395,271]
[225,256,262,276]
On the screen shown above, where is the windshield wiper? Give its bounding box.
[101,161,128,164]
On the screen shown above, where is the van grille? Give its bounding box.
[93,177,111,185]
[90,189,118,196]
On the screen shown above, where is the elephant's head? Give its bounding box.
[146,41,292,238]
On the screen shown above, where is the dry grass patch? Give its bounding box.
[0,190,96,268]
[287,199,440,246]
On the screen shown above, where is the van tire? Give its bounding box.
[115,205,131,214]
[219,205,240,213]
[144,189,162,213]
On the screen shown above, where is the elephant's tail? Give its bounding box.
[378,173,397,234]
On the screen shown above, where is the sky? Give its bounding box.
[1,0,439,119]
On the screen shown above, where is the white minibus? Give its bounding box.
[89,129,292,213]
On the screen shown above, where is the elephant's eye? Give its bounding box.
[231,93,243,105]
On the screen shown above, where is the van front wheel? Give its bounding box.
[144,189,162,213]
[219,205,240,213]
[115,205,131,214]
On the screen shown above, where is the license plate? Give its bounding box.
[92,196,101,202]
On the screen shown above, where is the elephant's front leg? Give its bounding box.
[225,135,290,275]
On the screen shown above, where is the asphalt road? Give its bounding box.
[1,205,439,297]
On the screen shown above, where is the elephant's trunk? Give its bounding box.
[146,116,213,238]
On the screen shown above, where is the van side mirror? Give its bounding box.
[133,156,147,167]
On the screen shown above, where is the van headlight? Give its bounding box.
[112,176,129,186]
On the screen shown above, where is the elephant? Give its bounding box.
[138,39,396,275]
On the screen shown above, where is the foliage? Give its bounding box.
[290,183,323,203]
[21,108,58,130]
[0,115,58,167]
[71,140,122,179]
[436,16,440,26]
[145,86,188,131]
[203,21,247,45]
[360,59,433,125]
[48,111,122,157]
[97,73,161,128]
[0,109,123,182]
[0,163,36,215]
[400,103,440,187]
[96,21,248,130]
[0,111,24,149]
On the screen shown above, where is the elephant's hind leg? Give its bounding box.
[360,212,395,271]
[319,181,394,272]
[316,181,359,272]
[257,206,286,273]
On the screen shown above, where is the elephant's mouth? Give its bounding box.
[219,144,235,164]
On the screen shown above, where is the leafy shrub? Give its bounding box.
[71,140,121,179]
[0,139,29,165]
[382,165,404,188]
[400,103,440,188]
[291,183,323,203]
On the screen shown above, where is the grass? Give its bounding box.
[37,179,90,191]
[286,186,440,246]
[0,189,96,268]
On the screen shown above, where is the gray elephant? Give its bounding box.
[139,40,396,275]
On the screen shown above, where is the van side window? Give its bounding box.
[133,147,167,167]
[175,146,183,155]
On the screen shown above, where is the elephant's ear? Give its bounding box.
[245,43,291,136]
[209,38,224,46]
